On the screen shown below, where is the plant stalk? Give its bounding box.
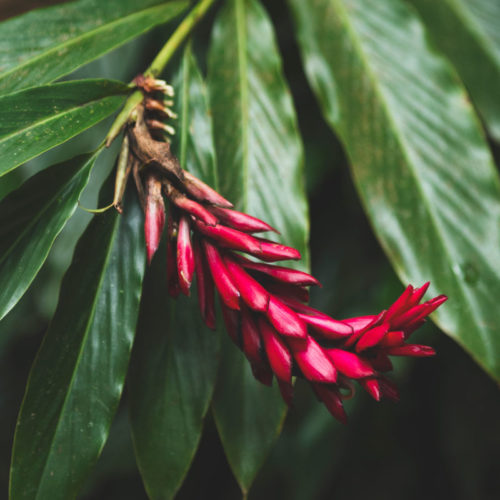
[146,0,217,78]
[105,0,217,146]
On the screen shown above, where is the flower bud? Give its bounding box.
[202,240,240,310]
[235,256,320,287]
[183,170,233,207]
[255,239,301,261]
[170,193,218,226]
[264,282,310,303]
[166,213,180,298]
[266,296,307,339]
[344,311,385,347]
[259,318,293,383]
[359,378,381,401]
[177,215,195,296]
[288,336,337,383]
[378,377,400,401]
[385,285,413,321]
[195,221,262,254]
[378,330,405,347]
[240,306,263,365]
[326,349,375,379]
[194,238,215,329]
[312,384,347,424]
[368,352,393,372]
[208,206,278,233]
[224,257,270,312]
[355,323,390,352]
[144,173,165,264]
[220,300,241,346]
[384,344,436,357]
[275,296,352,337]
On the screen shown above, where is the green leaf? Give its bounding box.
[175,46,218,188]
[10,181,146,500]
[208,0,308,492]
[289,0,500,380]
[214,336,290,492]
[408,0,500,141]
[129,278,221,500]
[0,153,95,322]
[0,79,129,177]
[0,0,188,96]
[128,46,220,500]
[0,169,23,202]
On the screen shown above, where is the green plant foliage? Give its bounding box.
[10,182,146,500]
[128,46,221,500]
[208,0,308,492]
[0,0,188,96]
[289,0,500,381]
[0,80,130,177]
[409,0,500,141]
[129,279,221,500]
[0,153,94,321]
[0,0,499,497]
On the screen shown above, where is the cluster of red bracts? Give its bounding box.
[141,165,447,423]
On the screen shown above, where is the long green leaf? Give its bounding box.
[208,0,308,492]
[129,280,221,500]
[10,182,146,500]
[0,79,129,177]
[0,0,188,96]
[0,153,95,322]
[289,0,500,380]
[128,46,221,500]
[409,0,500,141]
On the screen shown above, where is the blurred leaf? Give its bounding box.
[289,0,500,380]
[409,0,500,141]
[129,279,221,500]
[128,46,220,500]
[0,0,188,96]
[208,0,308,492]
[10,181,146,500]
[0,79,129,177]
[0,153,95,322]
[0,169,23,202]
[212,337,289,494]
[253,392,349,500]
[174,46,218,188]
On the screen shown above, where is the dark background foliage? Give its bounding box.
[0,0,499,498]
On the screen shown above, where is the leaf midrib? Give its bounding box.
[33,211,121,500]
[0,91,124,146]
[0,156,94,268]
[446,0,500,68]
[179,47,191,169]
[235,0,249,212]
[332,0,494,365]
[0,2,185,86]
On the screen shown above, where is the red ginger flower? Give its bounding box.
[130,78,448,423]
[140,164,447,422]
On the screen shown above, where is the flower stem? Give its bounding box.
[105,0,217,146]
[146,0,217,78]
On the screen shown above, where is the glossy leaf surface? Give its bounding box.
[10,183,146,499]
[0,153,95,321]
[0,79,129,177]
[128,46,220,500]
[289,0,500,380]
[209,0,308,492]
[409,0,500,141]
[0,0,188,96]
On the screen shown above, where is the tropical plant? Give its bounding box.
[0,0,499,499]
